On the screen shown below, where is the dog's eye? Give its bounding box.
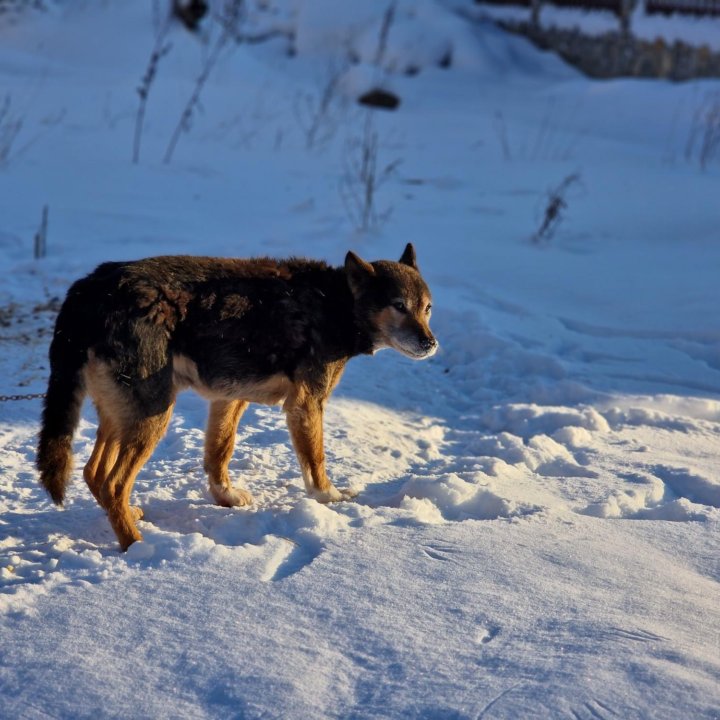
[425,303,432,314]
[392,301,407,313]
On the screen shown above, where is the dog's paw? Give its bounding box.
[311,485,358,503]
[210,483,254,508]
[130,505,144,522]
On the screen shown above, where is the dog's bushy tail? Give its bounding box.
[37,290,89,506]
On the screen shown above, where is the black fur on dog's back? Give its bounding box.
[36,255,378,504]
[90,255,374,383]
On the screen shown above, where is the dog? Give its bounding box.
[36,244,436,550]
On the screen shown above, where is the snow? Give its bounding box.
[1,1,720,718]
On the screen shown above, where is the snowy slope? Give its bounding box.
[1,2,719,718]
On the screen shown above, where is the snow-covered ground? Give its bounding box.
[1,1,719,718]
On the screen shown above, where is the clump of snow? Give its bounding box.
[583,465,720,521]
[293,0,466,73]
[481,403,610,438]
[400,472,540,521]
[652,465,720,509]
[583,475,666,519]
[552,424,594,447]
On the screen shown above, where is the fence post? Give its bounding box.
[619,0,636,36]
[531,0,542,28]
[34,205,48,260]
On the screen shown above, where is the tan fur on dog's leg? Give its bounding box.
[204,399,253,507]
[84,407,145,517]
[285,389,356,503]
[100,406,173,551]
[84,424,111,504]
[98,436,144,517]
[83,409,120,507]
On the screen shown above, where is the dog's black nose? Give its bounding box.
[420,336,437,351]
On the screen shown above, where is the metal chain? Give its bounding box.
[0,392,46,402]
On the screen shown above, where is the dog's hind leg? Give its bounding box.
[83,421,117,504]
[284,389,356,503]
[100,405,173,551]
[204,399,253,507]
[84,407,147,521]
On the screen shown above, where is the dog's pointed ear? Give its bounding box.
[399,243,417,269]
[345,251,375,294]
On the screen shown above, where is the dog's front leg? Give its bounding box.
[204,399,254,507]
[285,393,356,503]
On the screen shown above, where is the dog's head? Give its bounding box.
[345,243,437,360]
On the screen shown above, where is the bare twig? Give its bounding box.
[686,91,720,171]
[532,172,581,244]
[493,110,511,162]
[34,205,48,260]
[374,2,397,68]
[294,58,348,149]
[337,4,402,230]
[164,0,245,164]
[223,25,291,46]
[340,112,401,231]
[133,8,173,164]
[0,95,23,164]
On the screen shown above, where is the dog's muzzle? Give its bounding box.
[410,334,438,359]
[420,336,437,353]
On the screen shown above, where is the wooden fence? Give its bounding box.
[475,0,720,16]
[646,0,720,15]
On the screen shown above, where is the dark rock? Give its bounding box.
[173,0,208,32]
[358,89,401,110]
[438,51,453,69]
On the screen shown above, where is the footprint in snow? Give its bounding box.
[475,624,500,645]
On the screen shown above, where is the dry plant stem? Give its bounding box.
[297,61,345,149]
[699,97,720,171]
[493,110,511,161]
[340,112,401,231]
[531,97,555,161]
[532,172,581,244]
[224,26,290,46]
[685,106,701,162]
[685,92,720,171]
[374,2,396,67]
[530,0,541,28]
[0,95,22,164]
[164,0,244,164]
[163,36,226,164]
[133,16,172,164]
[34,205,48,260]
[360,114,378,229]
[337,4,400,230]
